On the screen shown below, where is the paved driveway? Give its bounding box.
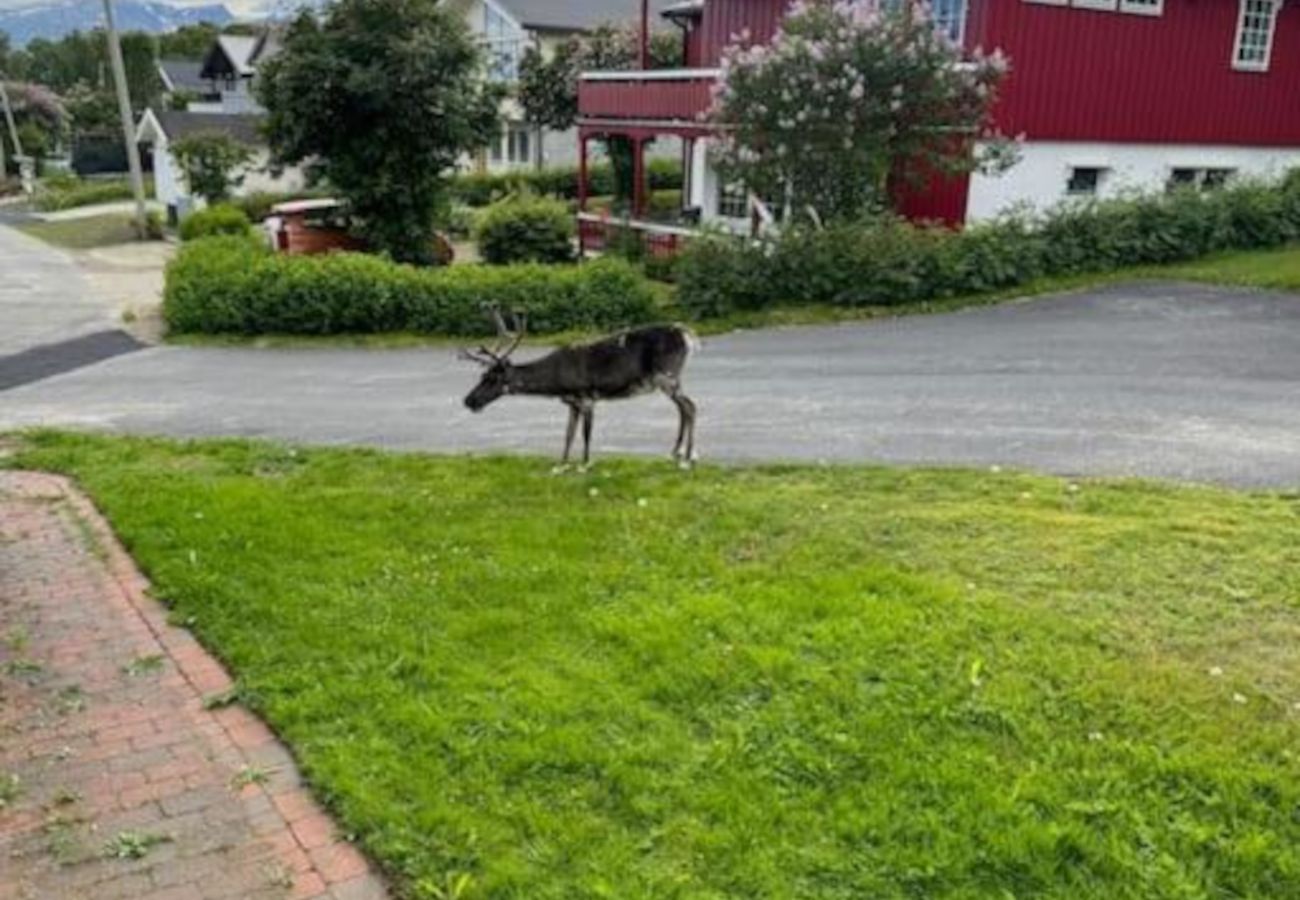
[2,281,1298,487]
[0,223,114,355]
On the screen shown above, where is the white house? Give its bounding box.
[451,0,681,172]
[137,31,302,220]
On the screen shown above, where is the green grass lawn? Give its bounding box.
[16,214,151,250]
[11,433,1300,899]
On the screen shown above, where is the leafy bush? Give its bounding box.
[475,194,575,265]
[449,159,683,207]
[677,175,1300,317]
[164,235,656,336]
[179,204,254,242]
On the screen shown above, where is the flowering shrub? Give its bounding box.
[706,0,1010,222]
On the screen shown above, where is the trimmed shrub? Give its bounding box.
[32,176,139,212]
[179,204,254,242]
[475,194,575,265]
[163,236,657,336]
[677,175,1300,317]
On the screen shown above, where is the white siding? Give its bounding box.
[967,141,1300,221]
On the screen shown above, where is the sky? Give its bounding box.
[0,0,274,16]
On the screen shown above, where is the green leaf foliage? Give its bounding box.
[257,0,504,265]
[179,203,254,242]
[678,175,1300,317]
[170,132,255,205]
[474,194,574,265]
[162,236,656,336]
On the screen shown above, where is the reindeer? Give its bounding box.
[461,310,699,469]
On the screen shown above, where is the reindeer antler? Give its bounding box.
[460,305,527,366]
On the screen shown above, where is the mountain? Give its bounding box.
[0,1,235,47]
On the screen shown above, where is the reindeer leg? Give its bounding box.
[676,392,697,467]
[579,402,595,470]
[555,401,579,474]
[656,376,687,461]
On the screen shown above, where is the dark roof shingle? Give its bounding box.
[156,110,266,145]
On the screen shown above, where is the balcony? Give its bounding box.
[577,69,720,131]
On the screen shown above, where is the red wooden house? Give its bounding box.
[576,0,1300,249]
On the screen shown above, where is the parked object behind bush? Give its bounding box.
[475,194,575,265]
[164,235,656,336]
[179,204,254,242]
[677,176,1300,317]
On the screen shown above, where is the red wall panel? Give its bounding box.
[975,0,1300,146]
[695,0,789,66]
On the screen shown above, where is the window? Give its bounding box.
[1118,0,1162,14]
[1026,0,1163,13]
[1233,0,1280,71]
[717,182,748,219]
[1202,168,1235,188]
[490,125,532,165]
[1066,167,1106,196]
[483,4,526,81]
[1168,167,1238,191]
[931,0,968,43]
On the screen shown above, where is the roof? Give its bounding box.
[271,198,342,215]
[200,35,258,80]
[493,0,681,32]
[136,109,266,146]
[661,0,704,18]
[157,59,209,94]
[249,31,282,67]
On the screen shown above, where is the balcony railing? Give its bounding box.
[578,68,720,125]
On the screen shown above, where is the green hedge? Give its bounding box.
[677,176,1300,317]
[32,176,144,212]
[450,159,683,207]
[164,236,657,336]
[475,194,575,265]
[180,204,254,242]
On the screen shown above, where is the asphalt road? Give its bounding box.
[2,281,1297,487]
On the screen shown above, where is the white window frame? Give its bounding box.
[1066,166,1108,196]
[1118,0,1163,15]
[1072,0,1119,11]
[931,0,969,44]
[1232,0,1281,72]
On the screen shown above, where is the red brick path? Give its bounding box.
[0,472,390,900]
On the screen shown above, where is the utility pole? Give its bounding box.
[101,0,149,234]
[0,78,32,195]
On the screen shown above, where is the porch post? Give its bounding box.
[682,137,694,214]
[578,134,589,212]
[632,137,646,218]
[640,0,650,68]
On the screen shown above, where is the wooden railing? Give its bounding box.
[578,69,720,124]
[577,212,698,258]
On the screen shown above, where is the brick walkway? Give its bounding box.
[0,471,390,900]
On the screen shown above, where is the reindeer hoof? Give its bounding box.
[677,458,694,471]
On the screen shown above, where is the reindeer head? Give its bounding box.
[461,307,526,413]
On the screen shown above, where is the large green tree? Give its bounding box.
[258,0,502,264]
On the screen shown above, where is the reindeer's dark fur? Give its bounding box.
[464,324,698,467]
